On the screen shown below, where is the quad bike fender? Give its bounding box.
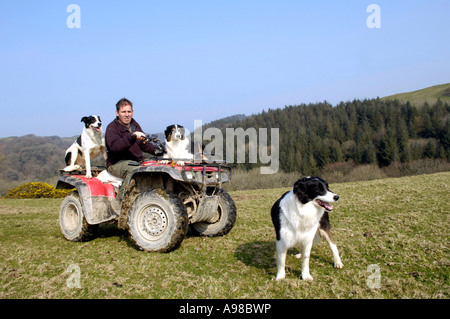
[129,164,184,182]
[56,175,118,225]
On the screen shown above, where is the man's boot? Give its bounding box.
[110,186,122,213]
[110,198,122,213]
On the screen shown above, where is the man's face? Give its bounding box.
[116,104,133,126]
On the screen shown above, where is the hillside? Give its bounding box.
[0,115,247,196]
[200,114,247,130]
[382,83,450,107]
[0,135,73,195]
[1,84,449,195]
[223,98,449,174]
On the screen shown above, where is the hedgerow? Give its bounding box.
[2,182,74,199]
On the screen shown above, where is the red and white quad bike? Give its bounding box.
[56,159,236,252]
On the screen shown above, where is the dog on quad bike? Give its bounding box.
[63,115,107,179]
[161,124,208,166]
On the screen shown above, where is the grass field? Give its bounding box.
[0,172,449,299]
[382,82,450,107]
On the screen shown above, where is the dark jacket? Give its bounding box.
[105,118,157,167]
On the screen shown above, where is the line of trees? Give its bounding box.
[214,98,450,175]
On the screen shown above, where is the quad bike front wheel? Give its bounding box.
[59,192,98,241]
[128,189,189,252]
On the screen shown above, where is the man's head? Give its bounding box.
[115,98,133,127]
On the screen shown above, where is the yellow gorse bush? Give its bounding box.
[3,182,74,199]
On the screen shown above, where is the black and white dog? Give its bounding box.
[63,115,107,179]
[162,124,194,166]
[271,177,343,281]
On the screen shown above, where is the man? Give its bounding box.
[105,98,163,201]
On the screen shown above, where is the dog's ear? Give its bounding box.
[97,116,101,122]
[293,179,307,202]
[81,117,88,123]
[179,126,186,140]
[164,125,173,141]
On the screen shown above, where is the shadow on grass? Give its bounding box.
[89,223,134,247]
[95,223,224,250]
[97,223,127,238]
[234,241,338,279]
[234,241,277,276]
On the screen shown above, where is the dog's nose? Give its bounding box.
[333,195,339,201]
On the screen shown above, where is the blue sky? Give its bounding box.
[0,1,449,137]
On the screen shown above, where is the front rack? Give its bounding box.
[180,162,232,186]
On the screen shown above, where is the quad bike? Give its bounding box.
[56,145,236,253]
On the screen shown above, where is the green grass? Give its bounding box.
[1,172,449,299]
[382,83,450,107]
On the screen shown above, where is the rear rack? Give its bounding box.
[59,166,105,177]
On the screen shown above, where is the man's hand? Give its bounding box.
[132,131,147,142]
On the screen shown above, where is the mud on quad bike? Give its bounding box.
[56,157,236,253]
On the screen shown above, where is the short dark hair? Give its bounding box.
[116,98,133,111]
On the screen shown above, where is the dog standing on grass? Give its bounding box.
[63,115,107,179]
[271,176,344,281]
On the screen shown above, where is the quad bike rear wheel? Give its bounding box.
[59,192,98,241]
[128,189,189,252]
[190,189,236,237]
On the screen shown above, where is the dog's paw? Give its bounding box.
[159,160,170,164]
[85,173,92,179]
[176,160,185,166]
[275,274,285,281]
[294,253,302,259]
[334,261,344,269]
[302,273,313,281]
